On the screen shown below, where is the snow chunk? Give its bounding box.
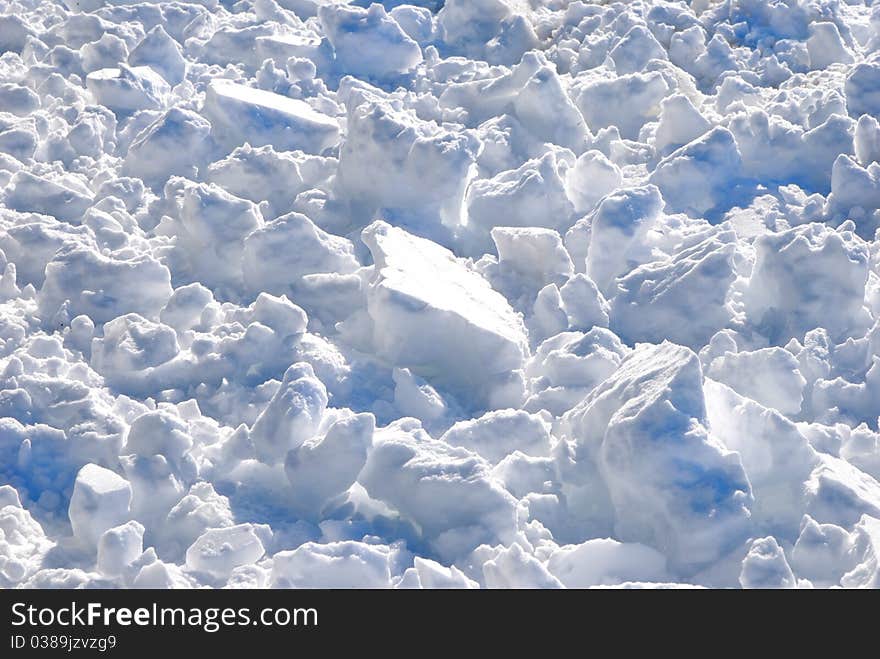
[362,221,528,410]
[706,348,806,416]
[4,171,93,223]
[791,515,854,587]
[338,89,477,234]
[243,211,358,297]
[481,542,562,588]
[159,283,212,333]
[0,84,40,117]
[186,524,265,579]
[159,178,263,291]
[512,63,589,151]
[205,145,334,219]
[285,412,374,519]
[440,409,552,464]
[398,556,479,589]
[271,541,394,588]
[649,127,743,217]
[438,0,537,65]
[486,226,573,305]
[809,25,852,70]
[68,464,132,550]
[728,110,853,194]
[841,425,880,483]
[526,328,629,416]
[123,108,213,188]
[0,15,35,54]
[0,212,87,288]
[585,185,664,296]
[358,419,518,561]
[805,456,880,529]
[319,3,422,80]
[610,230,738,350]
[560,342,752,573]
[129,25,186,86]
[739,536,796,589]
[124,409,193,464]
[465,151,575,255]
[91,314,179,379]
[86,65,170,114]
[392,367,449,428]
[251,292,308,338]
[574,71,670,140]
[438,52,587,150]
[653,94,711,156]
[841,515,880,588]
[132,559,192,589]
[854,114,880,167]
[203,80,340,154]
[0,486,21,509]
[250,362,328,464]
[704,380,817,539]
[0,504,51,588]
[609,25,668,75]
[547,538,668,588]
[38,246,172,325]
[829,154,880,219]
[160,483,233,562]
[559,274,610,331]
[565,150,622,214]
[97,520,144,577]
[846,60,880,119]
[743,223,870,344]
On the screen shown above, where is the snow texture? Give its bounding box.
[2,0,880,589]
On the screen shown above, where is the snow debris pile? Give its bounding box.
[4,0,880,590]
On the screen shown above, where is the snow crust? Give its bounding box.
[3,0,880,589]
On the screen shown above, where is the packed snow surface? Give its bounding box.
[5,0,880,590]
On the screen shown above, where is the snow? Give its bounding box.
[574,71,670,141]
[38,246,173,324]
[440,408,552,465]
[185,523,265,578]
[319,3,422,80]
[0,501,51,587]
[202,79,340,153]
[650,127,743,217]
[610,229,738,349]
[285,411,372,519]
[546,538,668,588]
[68,464,133,550]
[362,220,528,409]
[560,342,751,573]
[85,65,171,114]
[3,0,880,590]
[123,107,213,188]
[271,540,394,588]
[250,362,328,464]
[739,536,797,589]
[358,418,518,562]
[97,520,144,577]
[744,222,871,344]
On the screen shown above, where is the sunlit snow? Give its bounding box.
[2,0,880,589]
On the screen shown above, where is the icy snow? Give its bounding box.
[362,220,528,409]
[3,0,880,589]
[203,79,340,153]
